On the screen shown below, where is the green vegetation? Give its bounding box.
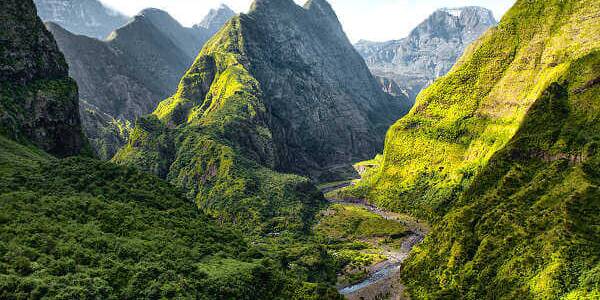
[114,17,325,235]
[403,49,600,299]
[339,0,600,298]
[0,134,343,299]
[314,204,408,285]
[0,136,285,298]
[343,0,600,222]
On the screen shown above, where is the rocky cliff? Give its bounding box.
[238,0,411,179]
[34,0,128,40]
[0,0,87,157]
[355,7,496,102]
[114,0,409,231]
[193,4,237,41]
[345,0,600,297]
[47,7,234,159]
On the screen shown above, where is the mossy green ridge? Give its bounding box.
[114,19,324,232]
[343,0,600,298]
[403,48,600,300]
[0,0,88,157]
[347,0,600,221]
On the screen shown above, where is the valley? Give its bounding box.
[1,0,598,299]
[317,181,429,300]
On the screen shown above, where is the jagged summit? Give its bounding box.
[33,0,129,40]
[355,6,496,102]
[117,0,410,184]
[196,4,236,30]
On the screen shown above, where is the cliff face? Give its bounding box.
[355,7,496,102]
[0,0,87,157]
[346,0,600,297]
[33,0,128,40]
[46,8,234,159]
[238,0,411,179]
[114,0,409,231]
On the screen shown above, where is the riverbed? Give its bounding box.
[320,183,428,300]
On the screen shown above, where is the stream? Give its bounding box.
[320,183,427,300]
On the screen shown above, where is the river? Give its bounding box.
[320,183,428,300]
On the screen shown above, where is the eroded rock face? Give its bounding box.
[46,8,234,159]
[0,0,87,157]
[33,0,128,40]
[242,0,411,180]
[355,7,496,102]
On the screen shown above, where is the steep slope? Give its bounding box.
[33,0,128,40]
[355,7,496,102]
[241,0,410,179]
[115,0,409,231]
[0,1,340,298]
[403,50,600,299]
[345,0,600,298]
[0,0,87,157]
[47,8,234,159]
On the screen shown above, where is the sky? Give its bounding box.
[99,0,516,42]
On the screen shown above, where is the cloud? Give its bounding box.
[99,0,515,42]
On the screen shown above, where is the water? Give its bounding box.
[338,233,424,296]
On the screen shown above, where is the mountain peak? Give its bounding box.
[195,3,236,33]
[249,0,298,13]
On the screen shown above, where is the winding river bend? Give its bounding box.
[321,183,428,300]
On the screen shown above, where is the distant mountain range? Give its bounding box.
[40,4,235,159]
[33,0,129,40]
[355,6,497,102]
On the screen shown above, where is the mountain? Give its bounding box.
[193,4,237,38]
[114,0,410,232]
[46,7,235,159]
[33,0,128,40]
[355,7,496,102]
[343,0,600,297]
[0,1,340,298]
[0,0,88,157]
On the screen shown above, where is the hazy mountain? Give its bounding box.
[193,4,237,37]
[46,7,235,159]
[33,0,128,40]
[355,6,496,102]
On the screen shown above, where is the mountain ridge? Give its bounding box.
[33,0,129,40]
[46,7,234,159]
[355,6,496,102]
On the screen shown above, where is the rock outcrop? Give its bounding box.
[0,0,87,157]
[33,0,128,40]
[117,0,411,182]
[46,7,235,159]
[115,0,409,231]
[236,0,411,179]
[355,7,496,102]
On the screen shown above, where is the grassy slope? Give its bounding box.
[338,0,599,298]
[0,136,293,299]
[114,17,325,234]
[403,50,600,299]
[343,0,600,221]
